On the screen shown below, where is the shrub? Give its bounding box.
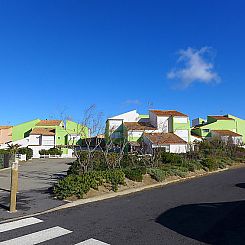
[159,152,183,165]
[53,169,125,199]
[122,167,146,182]
[39,148,62,156]
[18,147,33,160]
[67,160,81,175]
[201,158,219,171]
[147,168,166,182]
[0,149,9,154]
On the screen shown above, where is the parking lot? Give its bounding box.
[0,158,74,220]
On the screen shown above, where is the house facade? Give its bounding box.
[0,126,12,145]
[106,109,191,153]
[0,119,89,158]
[191,114,245,144]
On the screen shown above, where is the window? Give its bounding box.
[202,129,210,133]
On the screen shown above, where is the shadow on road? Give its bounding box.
[236,183,245,189]
[156,200,245,245]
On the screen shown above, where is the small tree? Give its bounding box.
[7,143,21,161]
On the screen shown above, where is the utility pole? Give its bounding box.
[9,158,18,213]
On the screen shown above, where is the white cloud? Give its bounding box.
[124,99,141,106]
[167,47,220,88]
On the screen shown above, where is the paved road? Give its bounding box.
[0,158,73,220]
[1,166,245,245]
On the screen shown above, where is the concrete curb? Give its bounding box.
[0,166,234,224]
[0,167,10,172]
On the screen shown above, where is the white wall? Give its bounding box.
[109,110,139,122]
[169,144,187,153]
[30,145,53,158]
[108,120,123,132]
[157,116,169,132]
[68,134,81,142]
[29,135,41,146]
[175,130,189,142]
[42,136,55,146]
[174,117,188,123]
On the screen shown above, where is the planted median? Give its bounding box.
[53,139,245,200]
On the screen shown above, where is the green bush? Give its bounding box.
[53,169,125,199]
[67,160,81,175]
[201,158,219,171]
[122,167,146,182]
[18,147,33,160]
[39,148,62,156]
[0,149,10,154]
[147,168,166,182]
[160,152,183,164]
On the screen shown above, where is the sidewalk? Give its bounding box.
[0,158,72,221]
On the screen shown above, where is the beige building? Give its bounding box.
[0,126,12,145]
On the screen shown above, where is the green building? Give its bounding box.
[10,119,89,158]
[191,115,245,143]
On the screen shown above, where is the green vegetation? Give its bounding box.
[0,147,33,160]
[122,167,146,182]
[53,138,245,200]
[18,147,33,160]
[39,148,62,156]
[54,169,125,199]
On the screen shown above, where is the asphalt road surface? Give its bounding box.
[1,167,245,245]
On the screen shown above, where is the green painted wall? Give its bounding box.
[56,120,89,146]
[172,117,191,142]
[227,115,245,143]
[12,119,40,141]
[139,114,149,119]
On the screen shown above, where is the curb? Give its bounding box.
[0,167,10,172]
[0,166,233,224]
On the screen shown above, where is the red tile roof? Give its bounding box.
[36,120,62,126]
[209,116,234,121]
[212,130,242,137]
[124,122,156,131]
[30,128,55,136]
[150,110,188,117]
[144,133,187,145]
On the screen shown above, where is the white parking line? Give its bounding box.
[0,218,43,233]
[75,238,110,245]
[0,226,72,245]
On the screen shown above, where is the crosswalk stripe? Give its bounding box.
[0,226,72,245]
[75,238,110,245]
[0,218,43,233]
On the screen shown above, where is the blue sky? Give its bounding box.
[0,0,244,125]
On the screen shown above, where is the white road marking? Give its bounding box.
[75,238,110,245]
[0,218,43,233]
[0,226,72,245]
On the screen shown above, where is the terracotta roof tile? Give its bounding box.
[0,126,12,129]
[212,130,242,137]
[144,133,187,145]
[150,110,188,117]
[36,120,62,126]
[124,122,156,131]
[209,116,234,121]
[30,128,55,136]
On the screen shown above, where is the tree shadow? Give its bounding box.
[0,192,31,212]
[156,200,245,245]
[236,183,245,189]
